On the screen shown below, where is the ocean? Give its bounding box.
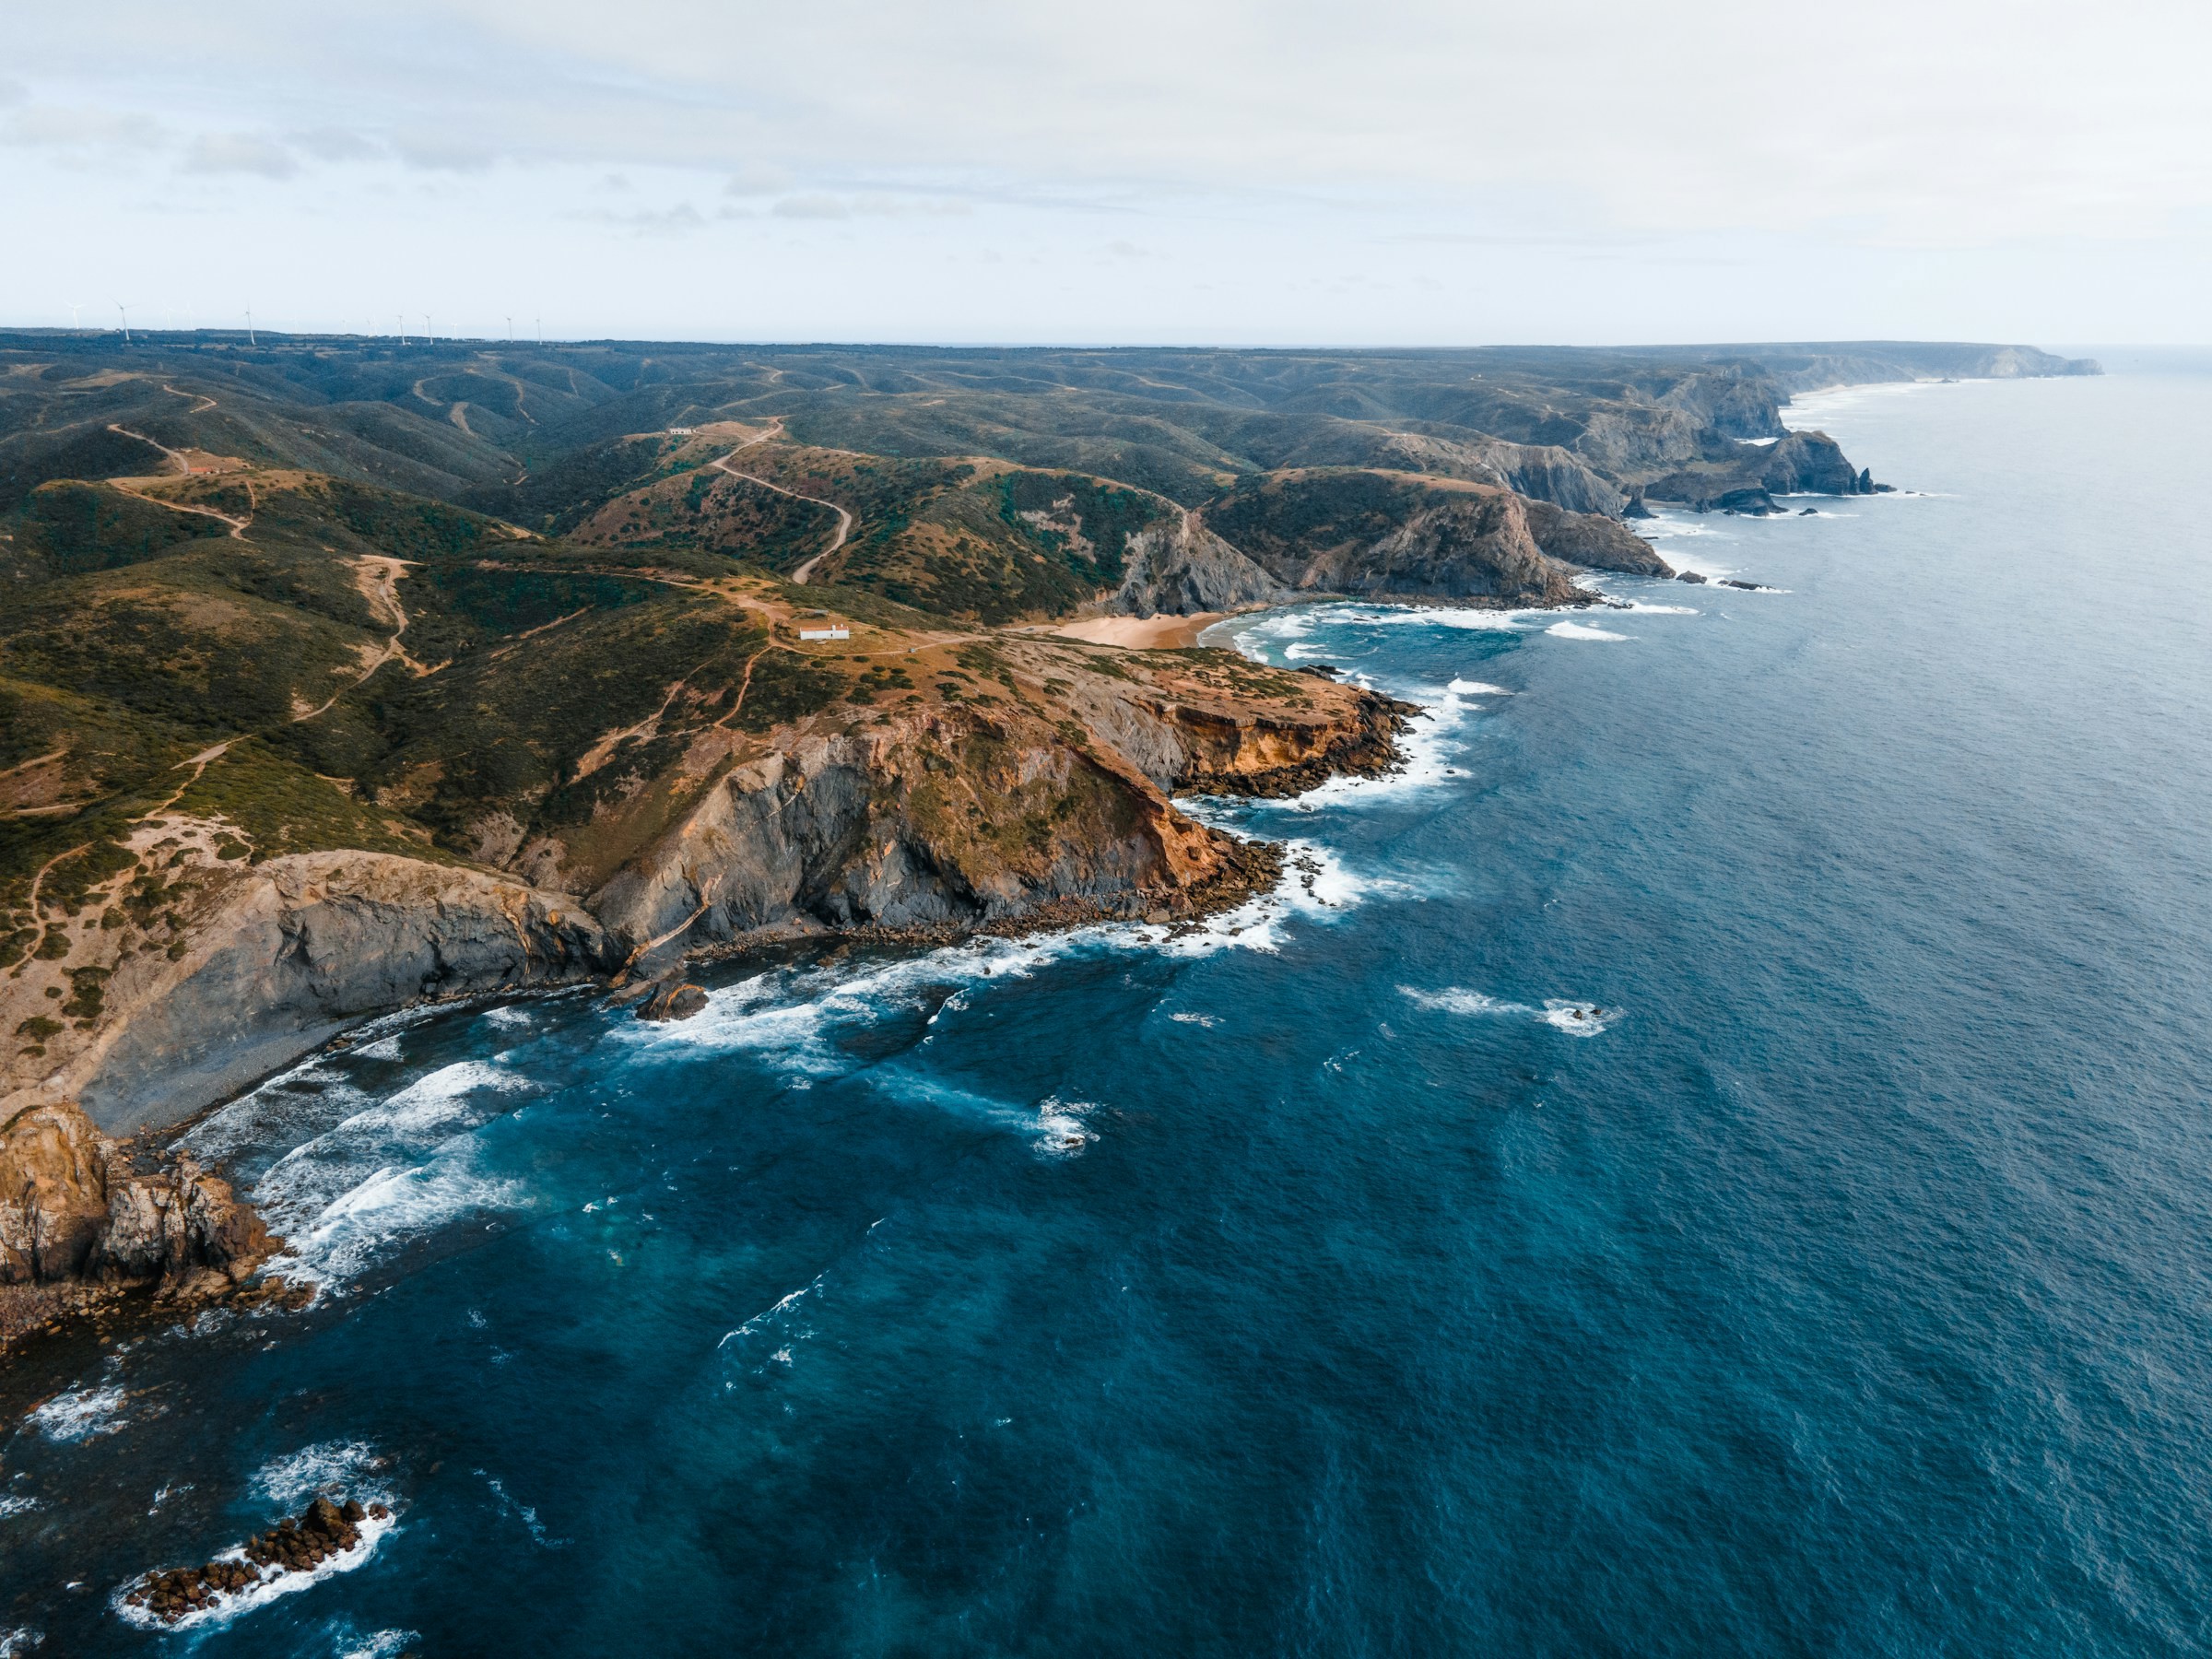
[6,365,2211,1655]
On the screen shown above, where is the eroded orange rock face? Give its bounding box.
[0,1100,273,1291]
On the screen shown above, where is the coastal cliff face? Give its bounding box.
[4,849,607,1134]
[1198,469,1665,605]
[1,588,1407,1132]
[1641,429,1870,508]
[1518,498,1674,576]
[1110,512,1287,617]
[559,640,1408,958]
[1,1097,276,1344]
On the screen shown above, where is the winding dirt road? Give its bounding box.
[710,427,852,584]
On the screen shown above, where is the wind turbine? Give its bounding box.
[65,301,82,332]
[244,306,256,347]
[505,315,513,341]
[396,312,406,345]
[115,300,132,343]
[423,312,433,343]
[535,315,542,346]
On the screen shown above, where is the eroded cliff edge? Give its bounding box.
[4,616,1408,1135]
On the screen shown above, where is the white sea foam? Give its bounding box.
[0,1495,41,1521]
[1547,621,1628,641]
[1781,377,1941,430]
[1033,1095,1099,1156]
[1540,1000,1615,1036]
[334,1629,421,1659]
[349,1036,404,1060]
[482,1005,534,1029]
[719,1269,830,1352]
[1168,1011,1219,1028]
[1619,601,1698,615]
[265,1154,525,1286]
[479,1472,566,1548]
[28,1383,127,1442]
[245,1054,539,1287]
[1400,986,1614,1036]
[1447,678,1512,696]
[0,1627,40,1656]
[252,1441,392,1508]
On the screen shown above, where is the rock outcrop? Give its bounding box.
[0,1099,276,1342]
[582,657,1410,959]
[1641,429,1868,507]
[125,1493,391,1625]
[1519,497,1673,576]
[1111,512,1287,617]
[1200,469,1603,606]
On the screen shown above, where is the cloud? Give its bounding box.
[772,194,851,220]
[290,126,382,162]
[1,103,166,152]
[392,133,496,172]
[770,192,971,221]
[0,79,27,109]
[574,201,707,234]
[724,161,792,196]
[182,132,299,179]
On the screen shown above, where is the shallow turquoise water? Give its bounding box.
[6,370,2212,1655]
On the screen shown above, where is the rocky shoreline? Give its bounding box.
[0,1100,296,1351]
[0,673,1414,1348]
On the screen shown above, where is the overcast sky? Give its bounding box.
[6,0,2206,345]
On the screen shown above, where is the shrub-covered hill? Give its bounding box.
[1,333,1979,524]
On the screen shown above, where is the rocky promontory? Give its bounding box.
[0,1098,279,1347]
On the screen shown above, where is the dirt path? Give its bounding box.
[128,739,238,841]
[571,669,703,782]
[294,557,436,723]
[23,841,94,924]
[161,383,218,416]
[105,455,253,538]
[711,428,852,584]
[107,425,190,477]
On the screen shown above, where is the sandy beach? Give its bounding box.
[1049,613,1226,649]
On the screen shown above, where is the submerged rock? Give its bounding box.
[1676,571,1709,584]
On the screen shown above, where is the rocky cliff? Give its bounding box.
[1,1098,276,1346]
[2,597,1407,1134]
[1110,511,1287,617]
[8,852,608,1135]
[1197,469,1658,606]
[1641,429,1871,508]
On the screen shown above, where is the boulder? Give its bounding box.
[637,981,710,1022]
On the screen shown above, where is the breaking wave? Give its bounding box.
[1400,986,1615,1036]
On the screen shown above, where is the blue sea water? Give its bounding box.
[6,368,2212,1655]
